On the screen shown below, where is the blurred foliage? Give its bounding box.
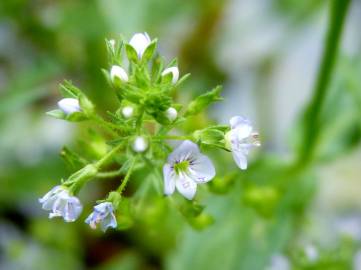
[1,0,361,269]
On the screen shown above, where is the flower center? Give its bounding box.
[174,160,189,174]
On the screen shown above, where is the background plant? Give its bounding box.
[1,0,361,269]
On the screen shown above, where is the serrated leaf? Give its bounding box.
[185,85,223,116]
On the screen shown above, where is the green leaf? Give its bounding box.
[46,109,66,119]
[151,55,164,83]
[65,111,87,122]
[60,146,88,170]
[141,39,157,63]
[78,94,95,116]
[106,38,123,66]
[125,44,139,63]
[166,58,178,68]
[185,85,223,116]
[59,80,81,98]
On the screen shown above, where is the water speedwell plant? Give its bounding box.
[39,32,260,232]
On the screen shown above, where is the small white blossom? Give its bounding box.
[39,185,83,222]
[163,140,215,200]
[110,65,128,83]
[57,98,81,115]
[225,116,260,170]
[132,136,148,152]
[162,67,179,84]
[122,106,134,118]
[129,32,151,59]
[85,202,117,232]
[165,107,177,121]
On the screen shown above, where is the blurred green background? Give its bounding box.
[1,0,361,269]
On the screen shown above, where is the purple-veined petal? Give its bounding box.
[175,173,197,200]
[163,164,175,196]
[189,154,216,183]
[167,140,200,164]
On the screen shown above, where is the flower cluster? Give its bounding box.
[41,32,260,232]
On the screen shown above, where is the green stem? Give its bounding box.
[117,157,137,194]
[154,135,193,141]
[95,143,123,169]
[92,115,122,136]
[298,0,351,164]
[96,167,125,178]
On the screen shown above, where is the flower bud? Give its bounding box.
[109,39,115,49]
[57,98,81,115]
[165,107,177,121]
[122,106,134,118]
[110,65,128,83]
[162,67,179,84]
[129,32,151,59]
[132,136,148,152]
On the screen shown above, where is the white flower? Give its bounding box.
[225,116,260,170]
[85,202,117,232]
[110,65,128,83]
[165,107,177,121]
[122,106,134,118]
[39,185,83,222]
[57,98,81,115]
[161,67,179,84]
[163,140,215,200]
[129,32,151,59]
[132,136,148,152]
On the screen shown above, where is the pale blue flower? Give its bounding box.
[225,116,260,170]
[163,140,215,200]
[39,185,83,222]
[85,202,117,232]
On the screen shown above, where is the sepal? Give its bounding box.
[141,39,157,63]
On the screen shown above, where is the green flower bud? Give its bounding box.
[243,185,280,218]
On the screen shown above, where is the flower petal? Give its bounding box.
[229,116,248,129]
[189,154,216,183]
[57,98,81,115]
[129,32,151,58]
[163,164,175,196]
[232,150,248,170]
[175,173,197,200]
[63,197,82,222]
[168,140,200,164]
[100,213,117,232]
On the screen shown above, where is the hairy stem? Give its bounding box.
[117,157,137,194]
[298,0,351,164]
[95,143,124,169]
